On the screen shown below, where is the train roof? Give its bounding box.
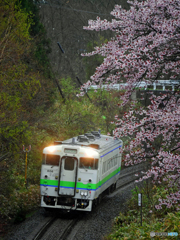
[54,133,122,153]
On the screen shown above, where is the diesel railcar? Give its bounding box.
[40,131,123,211]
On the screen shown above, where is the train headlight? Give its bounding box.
[47,146,55,153]
[85,149,97,158]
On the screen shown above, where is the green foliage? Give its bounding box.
[0,185,40,222]
[106,183,180,240]
[19,0,52,77]
[0,0,32,60]
[28,77,126,152]
[60,77,78,99]
[107,211,180,240]
[38,77,103,140]
[0,122,31,152]
[0,0,53,222]
[0,0,39,193]
[0,0,41,127]
[89,88,131,134]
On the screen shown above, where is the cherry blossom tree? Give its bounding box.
[81,0,180,211]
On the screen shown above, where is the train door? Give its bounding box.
[58,156,78,197]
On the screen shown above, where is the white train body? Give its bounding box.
[40,132,123,211]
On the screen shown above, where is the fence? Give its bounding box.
[88,80,180,92]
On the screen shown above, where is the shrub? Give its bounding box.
[0,185,40,223]
[105,184,180,239]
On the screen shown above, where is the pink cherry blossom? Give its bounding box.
[82,0,180,210]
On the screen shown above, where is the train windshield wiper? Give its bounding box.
[81,163,87,170]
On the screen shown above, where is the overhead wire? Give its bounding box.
[37,1,110,16]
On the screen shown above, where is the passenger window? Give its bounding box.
[46,154,60,166]
[64,157,74,171]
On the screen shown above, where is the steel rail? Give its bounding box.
[33,216,56,240]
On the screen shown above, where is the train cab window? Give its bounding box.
[42,154,45,164]
[64,157,74,171]
[80,158,98,170]
[46,154,60,166]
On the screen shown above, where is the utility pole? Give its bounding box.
[56,42,66,102]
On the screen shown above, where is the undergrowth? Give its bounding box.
[105,182,180,240]
[0,185,40,223]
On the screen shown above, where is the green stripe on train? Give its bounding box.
[40,179,75,187]
[100,167,120,186]
[40,179,97,189]
[40,179,58,186]
[40,166,121,190]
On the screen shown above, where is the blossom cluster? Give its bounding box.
[115,94,180,210]
[82,0,180,210]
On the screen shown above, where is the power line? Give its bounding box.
[37,1,110,16]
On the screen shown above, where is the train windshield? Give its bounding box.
[79,158,98,170]
[64,157,75,171]
[46,154,60,166]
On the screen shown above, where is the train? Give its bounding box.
[40,131,123,212]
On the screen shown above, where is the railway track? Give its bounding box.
[32,163,148,240]
[33,213,84,240]
[33,217,56,240]
[58,218,80,240]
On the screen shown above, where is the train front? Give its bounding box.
[40,143,99,211]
